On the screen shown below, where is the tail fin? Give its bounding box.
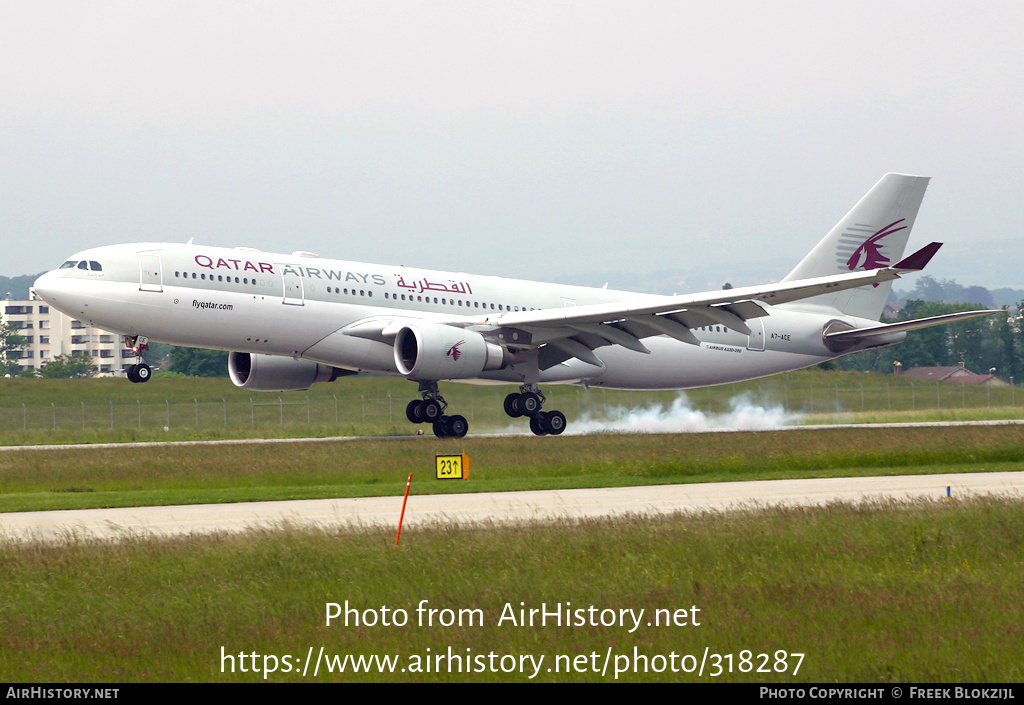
[781,173,930,320]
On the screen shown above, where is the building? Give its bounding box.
[898,361,1011,387]
[2,289,134,376]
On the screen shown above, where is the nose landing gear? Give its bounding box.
[124,335,152,383]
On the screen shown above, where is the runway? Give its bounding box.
[1,418,1022,453]
[2,471,1022,544]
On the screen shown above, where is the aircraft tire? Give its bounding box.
[422,399,443,422]
[406,400,425,424]
[504,393,522,418]
[447,414,468,438]
[135,364,152,382]
[529,414,548,436]
[543,410,566,435]
[432,416,451,438]
[519,392,542,415]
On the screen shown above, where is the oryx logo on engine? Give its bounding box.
[446,341,465,362]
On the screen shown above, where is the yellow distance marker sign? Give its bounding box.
[435,453,470,480]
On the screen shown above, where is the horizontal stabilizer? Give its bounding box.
[824,309,1003,344]
[893,242,943,272]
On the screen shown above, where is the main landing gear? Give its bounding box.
[504,385,566,436]
[405,381,468,439]
[404,381,568,438]
[124,335,152,384]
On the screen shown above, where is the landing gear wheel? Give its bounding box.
[406,400,425,423]
[432,417,450,438]
[127,364,152,383]
[421,399,443,422]
[433,414,470,438]
[543,410,566,435]
[529,414,548,436]
[519,392,542,415]
[446,414,468,438]
[504,393,523,418]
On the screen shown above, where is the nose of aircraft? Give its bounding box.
[32,269,63,306]
[33,270,57,299]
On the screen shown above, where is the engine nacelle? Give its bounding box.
[228,352,344,391]
[394,324,507,380]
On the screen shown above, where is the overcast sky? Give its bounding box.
[2,1,1022,290]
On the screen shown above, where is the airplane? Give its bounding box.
[33,173,998,438]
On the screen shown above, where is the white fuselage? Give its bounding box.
[33,242,873,390]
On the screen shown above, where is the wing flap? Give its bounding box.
[568,322,651,354]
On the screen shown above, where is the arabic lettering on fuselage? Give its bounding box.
[394,274,473,295]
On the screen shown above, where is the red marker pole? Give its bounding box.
[395,473,413,550]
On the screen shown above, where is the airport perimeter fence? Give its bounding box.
[0,380,1020,438]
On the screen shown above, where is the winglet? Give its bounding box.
[894,242,942,271]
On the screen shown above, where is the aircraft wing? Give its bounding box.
[341,243,945,370]
[484,243,944,367]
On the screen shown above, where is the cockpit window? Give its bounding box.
[70,260,102,271]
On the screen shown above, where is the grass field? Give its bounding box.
[0,369,1022,445]
[2,497,1022,682]
[2,371,1023,683]
[2,424,1024,513]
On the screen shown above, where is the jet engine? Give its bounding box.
[228,352,347,391]
[394,323,508,380]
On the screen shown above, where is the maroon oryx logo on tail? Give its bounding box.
[846,219,907,287]
[847,219,907,271]
[446,341,465,362]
